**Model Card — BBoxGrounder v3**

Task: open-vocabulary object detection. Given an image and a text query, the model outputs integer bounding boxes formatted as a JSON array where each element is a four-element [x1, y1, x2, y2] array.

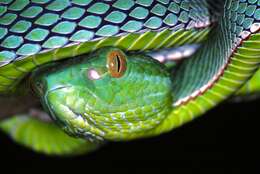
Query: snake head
[[31, 47, 173, 140]]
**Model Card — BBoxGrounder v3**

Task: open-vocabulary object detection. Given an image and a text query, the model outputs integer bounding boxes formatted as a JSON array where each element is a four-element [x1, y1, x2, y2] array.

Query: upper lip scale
[[43, 85, 71, 122]]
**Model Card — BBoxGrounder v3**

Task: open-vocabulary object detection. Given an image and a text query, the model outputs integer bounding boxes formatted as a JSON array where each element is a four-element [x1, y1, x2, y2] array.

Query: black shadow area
[[0, 99, 259, 172]]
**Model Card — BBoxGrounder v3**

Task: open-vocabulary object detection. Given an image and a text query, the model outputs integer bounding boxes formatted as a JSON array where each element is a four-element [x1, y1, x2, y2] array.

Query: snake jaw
[[44, 81, 173, 140], [43, 87, 105, 141]]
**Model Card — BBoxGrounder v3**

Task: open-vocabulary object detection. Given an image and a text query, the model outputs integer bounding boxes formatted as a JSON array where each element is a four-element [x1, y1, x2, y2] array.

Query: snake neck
[[172, 0, 260, 105]]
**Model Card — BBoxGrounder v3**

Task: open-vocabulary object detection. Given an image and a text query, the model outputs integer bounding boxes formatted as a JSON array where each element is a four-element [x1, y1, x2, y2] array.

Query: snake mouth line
[[44, 89, 105, 141], [43, 85, 71, 122], [66, 108, 105, 142]]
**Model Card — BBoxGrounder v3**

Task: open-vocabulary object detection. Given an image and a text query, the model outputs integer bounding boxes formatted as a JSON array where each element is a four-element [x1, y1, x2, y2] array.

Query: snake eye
[[107, 50, 127, 78]]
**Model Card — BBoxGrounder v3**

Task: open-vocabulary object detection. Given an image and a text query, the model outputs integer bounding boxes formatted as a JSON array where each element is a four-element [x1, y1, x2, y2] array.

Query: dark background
[[0, 99, 259, 172]]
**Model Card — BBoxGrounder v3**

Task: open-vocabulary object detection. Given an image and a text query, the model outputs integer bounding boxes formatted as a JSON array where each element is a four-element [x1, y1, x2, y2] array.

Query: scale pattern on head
[[31, 47, 173, 140]]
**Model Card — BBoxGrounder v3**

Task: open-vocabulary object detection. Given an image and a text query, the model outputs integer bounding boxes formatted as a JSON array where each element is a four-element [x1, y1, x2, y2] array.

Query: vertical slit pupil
[[116, 55, 121, 72]]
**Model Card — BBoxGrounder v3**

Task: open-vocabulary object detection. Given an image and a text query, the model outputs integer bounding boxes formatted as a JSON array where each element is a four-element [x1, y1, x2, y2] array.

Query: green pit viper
[[0, 0, 260, 156]]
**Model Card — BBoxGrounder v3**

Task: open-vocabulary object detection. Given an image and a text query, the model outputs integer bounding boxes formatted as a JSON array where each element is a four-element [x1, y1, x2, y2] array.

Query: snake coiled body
[[0, 0, 260, 155]]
